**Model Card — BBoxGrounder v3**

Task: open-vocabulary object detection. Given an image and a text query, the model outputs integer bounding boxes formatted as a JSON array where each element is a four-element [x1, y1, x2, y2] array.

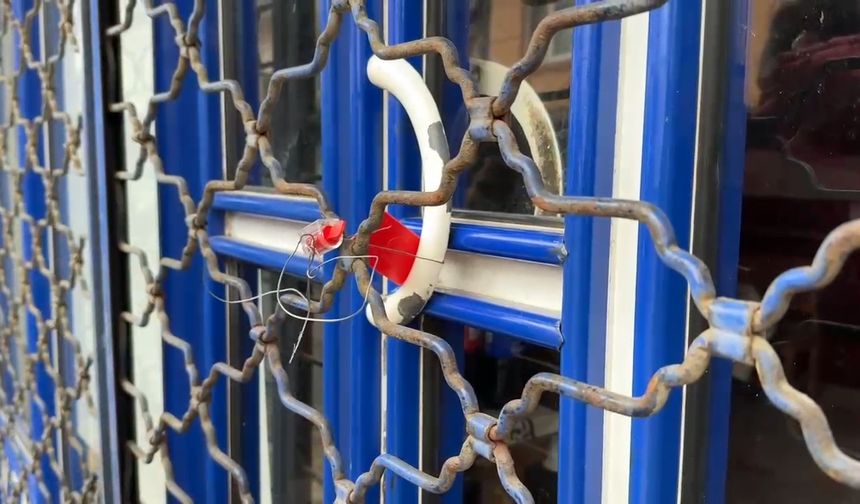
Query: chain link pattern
[[0, 0, 100, 501], [107, 0, 860, 501]]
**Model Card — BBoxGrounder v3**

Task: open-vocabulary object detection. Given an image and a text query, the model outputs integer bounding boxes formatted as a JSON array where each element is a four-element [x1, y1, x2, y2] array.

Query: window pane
[[254, 2, 324, 501], [256, 0, 321, 188], [259, 270, 324, 504], [461, 0, 571, 217], [422, 318, 559, 503], [728, 3, 860, 502]]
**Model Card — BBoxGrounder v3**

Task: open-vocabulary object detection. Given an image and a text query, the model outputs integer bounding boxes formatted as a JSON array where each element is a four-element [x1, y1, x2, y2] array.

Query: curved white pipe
[[366, 55, 451, 325]]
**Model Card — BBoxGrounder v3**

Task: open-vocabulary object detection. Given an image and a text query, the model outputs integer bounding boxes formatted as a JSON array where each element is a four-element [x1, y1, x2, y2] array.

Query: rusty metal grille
[[0, 0, 100, 501], [105, 0, 860, 502]]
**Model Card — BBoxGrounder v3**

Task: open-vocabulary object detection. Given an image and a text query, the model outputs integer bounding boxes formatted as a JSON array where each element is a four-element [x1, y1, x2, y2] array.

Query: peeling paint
[[427, 121, 450, 163], [397, 292, 427, 319]]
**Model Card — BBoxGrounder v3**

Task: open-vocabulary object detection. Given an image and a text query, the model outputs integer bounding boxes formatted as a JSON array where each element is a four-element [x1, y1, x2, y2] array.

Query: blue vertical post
[[320, 4, 346, 499], [384, 1, 422, 502], [704, 0, 749, 500], [629, 1, 702, 502], [559, 4, 620, 503], [321, 1, 383, 501], [155, 1, 227, 501]]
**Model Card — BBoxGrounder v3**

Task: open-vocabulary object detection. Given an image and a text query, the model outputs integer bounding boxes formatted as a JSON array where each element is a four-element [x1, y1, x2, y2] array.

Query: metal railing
[[1, 0, 858, 502], [0, 0, 100, 501]]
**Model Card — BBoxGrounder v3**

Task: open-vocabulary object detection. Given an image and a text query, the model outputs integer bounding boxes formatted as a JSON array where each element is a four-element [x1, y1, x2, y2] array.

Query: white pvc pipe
[[366, 55, 451, 325]]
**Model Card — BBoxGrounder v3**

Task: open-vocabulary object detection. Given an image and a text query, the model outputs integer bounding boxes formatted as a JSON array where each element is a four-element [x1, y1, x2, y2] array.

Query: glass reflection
[[728, 2, 860, 502]]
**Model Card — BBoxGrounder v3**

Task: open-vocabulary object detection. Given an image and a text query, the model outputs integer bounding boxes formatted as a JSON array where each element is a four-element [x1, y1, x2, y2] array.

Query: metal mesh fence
[[0, 0, 857, 502], [0, 0, 100, 501], [105, 0, 860, 501]]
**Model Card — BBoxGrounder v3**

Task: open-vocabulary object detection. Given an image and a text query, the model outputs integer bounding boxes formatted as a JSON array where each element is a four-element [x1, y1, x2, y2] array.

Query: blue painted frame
[[209, 194, 564, 349], [559, 2, 621, 502], [81, 0, 123, 497], [630, 2, 703, 502], [402, 218, 564, 265], [169, 1, 744, 502], [153, 2, 228, 501], [212, 1, 564, 500], [210, 192, 564, 264], [320, 1, 383, 501], [211, 1, 263, 495], [384, 2, 423, 502], [7, 0, 126, 499]]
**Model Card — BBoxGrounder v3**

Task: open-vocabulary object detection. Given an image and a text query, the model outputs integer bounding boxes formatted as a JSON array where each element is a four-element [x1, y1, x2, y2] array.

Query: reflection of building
[[745, 0, 860, 193], [464, 0, 572, 215], [471, 1, 572, 78], [470, 0, 572, 136], [746, 0, 784, 107]]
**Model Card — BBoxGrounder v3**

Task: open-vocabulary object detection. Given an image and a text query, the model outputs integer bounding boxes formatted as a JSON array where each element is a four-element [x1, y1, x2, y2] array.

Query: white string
[[212, 220, 440, 362], [210, 234, 380, 363], [208, 256, 380, 320], [275, 253, 380, 363], [208, 233, 309, 307], [275, 254, 380, 324]]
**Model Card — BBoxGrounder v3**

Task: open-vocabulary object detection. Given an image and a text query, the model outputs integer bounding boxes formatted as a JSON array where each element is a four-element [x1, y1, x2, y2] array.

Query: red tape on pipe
[[368, 212, 420, 285]]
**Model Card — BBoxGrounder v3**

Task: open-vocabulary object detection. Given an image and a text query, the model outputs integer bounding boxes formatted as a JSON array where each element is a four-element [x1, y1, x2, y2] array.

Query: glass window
[[259, 271, 324, 504], [727, 2, 860, 502], [256, 0, 321, 188], [460, 0, 571, 218], [523, 0, 575, 61], [252, 2, 324, 502], [421, 318, 559, 503]]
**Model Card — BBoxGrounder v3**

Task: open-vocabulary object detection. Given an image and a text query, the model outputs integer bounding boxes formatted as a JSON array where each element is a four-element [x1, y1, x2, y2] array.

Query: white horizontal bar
[[223, 212, 563, 317]]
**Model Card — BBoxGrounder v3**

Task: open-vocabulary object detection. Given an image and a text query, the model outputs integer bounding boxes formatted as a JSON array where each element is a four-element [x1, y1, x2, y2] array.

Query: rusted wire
[[77, 0, 860, 502]]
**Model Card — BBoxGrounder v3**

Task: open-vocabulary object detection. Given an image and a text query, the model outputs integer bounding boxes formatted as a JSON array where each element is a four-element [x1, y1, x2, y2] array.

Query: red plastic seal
[[368, 212, 420, 285], [301, 214, 419, 285], [301, 219, 346, 256]]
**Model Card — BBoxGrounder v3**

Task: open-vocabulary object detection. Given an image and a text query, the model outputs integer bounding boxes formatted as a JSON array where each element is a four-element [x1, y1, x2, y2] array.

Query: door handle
[[365, 55, 452, 325]]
